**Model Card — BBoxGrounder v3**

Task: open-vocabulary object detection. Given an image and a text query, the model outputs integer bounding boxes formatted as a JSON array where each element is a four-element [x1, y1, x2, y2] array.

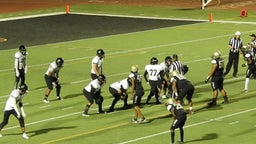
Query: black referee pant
[[224, 52, 239, 77]]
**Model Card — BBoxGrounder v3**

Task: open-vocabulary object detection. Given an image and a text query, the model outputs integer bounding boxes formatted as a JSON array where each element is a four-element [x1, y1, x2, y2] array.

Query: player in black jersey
[[129, 65, 147, 124], [242, 53, 256, 93], [205, 51, 229, 106], [166, 98, 187, 144], [169, 71, 194, 114]]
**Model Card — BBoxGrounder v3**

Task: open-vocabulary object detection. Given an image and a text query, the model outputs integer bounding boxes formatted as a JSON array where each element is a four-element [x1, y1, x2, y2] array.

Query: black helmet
[[150, 57, 158, 65], [19, 45, 26, 55], [56, 57, 64, 67], [165, 56, 172, 65], [97, 49, 105, 57], [19, 84, 28, 93], [172, 54, 178, 60], [98, 74, 106, 84]]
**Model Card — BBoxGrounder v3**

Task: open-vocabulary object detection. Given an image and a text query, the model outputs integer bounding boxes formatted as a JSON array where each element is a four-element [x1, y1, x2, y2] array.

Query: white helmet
[[212, 51, 221, 59], [131, 65, 138, 73]]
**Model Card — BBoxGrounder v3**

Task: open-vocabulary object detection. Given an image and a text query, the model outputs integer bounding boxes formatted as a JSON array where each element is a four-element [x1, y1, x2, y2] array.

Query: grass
[[0, 3, 256, 144]]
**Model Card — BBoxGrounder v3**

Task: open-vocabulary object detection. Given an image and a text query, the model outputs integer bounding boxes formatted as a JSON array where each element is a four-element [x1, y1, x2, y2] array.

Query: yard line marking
[[118, 108, 256, 144], [41, 122, 128, 144]]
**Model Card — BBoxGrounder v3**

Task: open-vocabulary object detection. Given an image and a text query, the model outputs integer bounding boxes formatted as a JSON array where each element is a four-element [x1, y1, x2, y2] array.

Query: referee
[[224, 31, 243, 77], [169, 54, 185, 75]]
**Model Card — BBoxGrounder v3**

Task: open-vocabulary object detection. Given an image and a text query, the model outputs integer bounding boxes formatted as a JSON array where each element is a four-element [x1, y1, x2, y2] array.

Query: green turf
[[1, 3, 256, 144]]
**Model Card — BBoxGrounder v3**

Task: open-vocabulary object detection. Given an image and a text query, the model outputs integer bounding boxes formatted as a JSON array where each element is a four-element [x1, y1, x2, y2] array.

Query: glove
[[242, 63, 247, 67], [205, 76, 210, 83]]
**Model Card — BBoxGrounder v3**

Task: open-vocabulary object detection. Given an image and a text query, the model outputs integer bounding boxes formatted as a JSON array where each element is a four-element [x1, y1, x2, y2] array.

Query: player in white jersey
[[91, 49, 105, 80], [82, 74, 106, 117], [108, 78, 132, 112], [43, 57, 64, 103], [144, 57, 164, 104], [14, 45, 28, 89], [0, 84, 29, 139]]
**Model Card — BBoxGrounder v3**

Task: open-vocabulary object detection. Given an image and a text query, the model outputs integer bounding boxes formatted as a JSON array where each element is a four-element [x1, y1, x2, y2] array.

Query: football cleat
[[139, 117, 147, 124], [131, 118, 138, 124], [22, 133, 29, 139], [207, 101, 216, 106], [222, 100, 229, 104], [242, 89, 248, 93], [43, 98, 50, 103], [56, 96, 63, 100], [82, 113, 90, 117], [97, 110, 106, 114]]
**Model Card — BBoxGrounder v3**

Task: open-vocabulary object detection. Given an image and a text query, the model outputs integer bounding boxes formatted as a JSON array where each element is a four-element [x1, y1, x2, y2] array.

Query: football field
[[1, 3, 256, 144]]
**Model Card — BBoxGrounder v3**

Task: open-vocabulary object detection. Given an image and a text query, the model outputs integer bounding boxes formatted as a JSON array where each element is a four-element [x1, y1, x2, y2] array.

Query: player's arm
[[170, 109, 176, 119], [92, 63, 99, 76], [143, 70, 148, 83], [205, 63, 217, 83], [19, 101, 26, 117], [14, 57, 20, 77], [130, 78, 135, 98], [10, 98, 21, 118], [172, 80, 178, 98]]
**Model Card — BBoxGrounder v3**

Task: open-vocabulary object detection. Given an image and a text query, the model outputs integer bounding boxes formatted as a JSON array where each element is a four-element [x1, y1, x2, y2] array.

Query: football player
[[82, 74, 106, 117], [108, 78, 132, 112], [144, 57, 163, 104], [129, 65, 147, 124], [169, 70, 194, 114], [242, 52, 256, 93], [14, 45, 28, 89], [43, 57, 64, 103], [248, 34, 256, 60], [0, 84, 29, 139], [205, 51, 229, 106], [159, 56, 172, 99], [165, 98, 187, 144], [91, 49, 105, 80]]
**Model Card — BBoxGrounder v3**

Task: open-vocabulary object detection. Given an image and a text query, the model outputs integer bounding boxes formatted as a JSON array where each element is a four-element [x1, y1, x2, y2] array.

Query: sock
[[171, 130, 175, 144], [245, 78, 249, 90]]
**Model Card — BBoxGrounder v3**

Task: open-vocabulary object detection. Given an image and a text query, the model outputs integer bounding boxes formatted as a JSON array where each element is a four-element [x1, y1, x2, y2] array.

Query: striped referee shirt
[[169, 60, 184, 75], [229, 37, 243, 53]]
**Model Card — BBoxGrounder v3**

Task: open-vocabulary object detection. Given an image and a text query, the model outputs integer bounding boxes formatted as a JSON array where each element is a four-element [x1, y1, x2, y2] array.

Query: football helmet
[[131, 65, 138, 73], [172, 54, 178, 61], [98, 74, 106, 84], [165, 56, 172, 66], [56, 57, 64, 67], [97, 49, 105, 58], [19, 84, 28, 94], [150, 57, 158, 65], [19, 45, 26, 55], [212, 51, 221, 59]]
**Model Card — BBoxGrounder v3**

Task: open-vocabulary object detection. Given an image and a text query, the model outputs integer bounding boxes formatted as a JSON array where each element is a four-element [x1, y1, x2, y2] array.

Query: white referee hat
[[235, 31, 241, 35]]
